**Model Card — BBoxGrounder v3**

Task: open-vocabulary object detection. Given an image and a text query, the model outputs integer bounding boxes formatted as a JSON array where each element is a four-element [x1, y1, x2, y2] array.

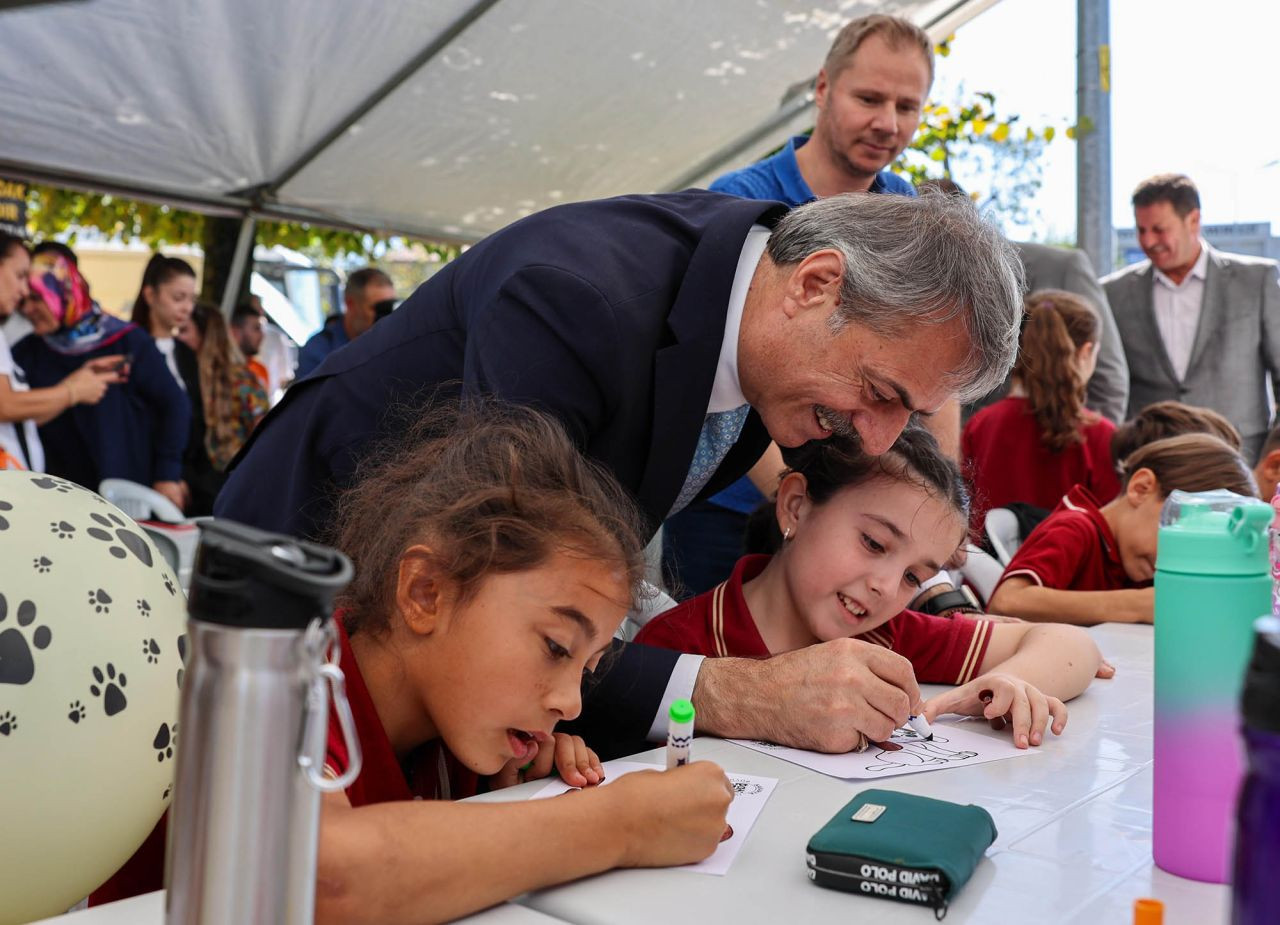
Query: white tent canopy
[[1, 0, 996, 244]]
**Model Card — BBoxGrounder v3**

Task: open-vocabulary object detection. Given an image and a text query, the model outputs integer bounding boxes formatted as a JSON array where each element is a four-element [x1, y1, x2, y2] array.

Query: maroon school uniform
[[993, 484, 1142, 596], [962, 397, 1120, 534], [636, 555, 994, 686], [325, 618, 478, 803], [91, 618, 477, 907]]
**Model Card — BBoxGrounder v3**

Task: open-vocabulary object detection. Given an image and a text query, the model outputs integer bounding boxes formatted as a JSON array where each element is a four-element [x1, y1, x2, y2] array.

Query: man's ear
[[782, 249, 844, 318], [395, 545, 451, 637], [813, 68, 831, 110], [776, 471, 811, 536], [1125, 467, 1159, 506]]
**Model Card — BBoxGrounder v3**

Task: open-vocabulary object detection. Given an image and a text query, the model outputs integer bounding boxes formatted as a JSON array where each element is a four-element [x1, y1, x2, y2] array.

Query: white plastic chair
[[958, 543, 1004, 607], [98, 478, 185, 524], [984, 507, 1023, 566]]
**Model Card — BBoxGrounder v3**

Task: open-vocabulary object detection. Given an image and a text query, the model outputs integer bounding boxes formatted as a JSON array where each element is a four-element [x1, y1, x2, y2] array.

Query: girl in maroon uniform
[[963, 289, 1121, 535], [990, 433, 1255, 625], [638, 425, 1106, 750], [97, 401, 734, 923]]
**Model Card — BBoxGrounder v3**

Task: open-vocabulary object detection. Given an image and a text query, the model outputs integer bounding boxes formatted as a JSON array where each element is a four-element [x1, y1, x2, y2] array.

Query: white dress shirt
[[643, 224, 772, 743], [1151, 242, 1209, 381]]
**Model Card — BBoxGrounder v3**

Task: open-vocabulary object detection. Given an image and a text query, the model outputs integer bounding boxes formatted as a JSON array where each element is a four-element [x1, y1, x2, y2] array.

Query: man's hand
[[152, 480, 189, 512], [692, 637, 921, 752]]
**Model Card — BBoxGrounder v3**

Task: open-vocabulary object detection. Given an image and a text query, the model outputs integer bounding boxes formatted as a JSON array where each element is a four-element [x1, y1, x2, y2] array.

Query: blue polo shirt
[[705, 134, 914, 514], [709, 135, 914, 206]]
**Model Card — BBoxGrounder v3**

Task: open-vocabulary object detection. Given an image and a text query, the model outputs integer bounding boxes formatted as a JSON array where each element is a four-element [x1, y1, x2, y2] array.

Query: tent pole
[[219, 214, 257, 318]]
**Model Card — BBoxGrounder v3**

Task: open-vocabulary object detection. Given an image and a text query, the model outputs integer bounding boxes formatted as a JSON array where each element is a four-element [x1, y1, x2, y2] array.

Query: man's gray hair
[[766, 190, 1024, 402]]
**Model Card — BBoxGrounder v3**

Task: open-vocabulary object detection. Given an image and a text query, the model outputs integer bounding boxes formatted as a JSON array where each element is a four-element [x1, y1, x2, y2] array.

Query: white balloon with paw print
[[0, 471, 186, 925]]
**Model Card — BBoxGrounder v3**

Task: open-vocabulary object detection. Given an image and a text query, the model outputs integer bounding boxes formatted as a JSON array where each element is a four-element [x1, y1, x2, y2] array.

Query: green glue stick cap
[[669, 699, 695, 724]]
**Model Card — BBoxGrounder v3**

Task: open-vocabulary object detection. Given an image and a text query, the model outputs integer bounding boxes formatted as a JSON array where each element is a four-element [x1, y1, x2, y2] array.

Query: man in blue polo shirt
[[663, 15, 935, 598]]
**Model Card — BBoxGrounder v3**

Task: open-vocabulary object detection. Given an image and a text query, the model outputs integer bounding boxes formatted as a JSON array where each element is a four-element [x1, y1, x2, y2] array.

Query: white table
[[473, 624, 1230, 924], [29, 891, 569, 924]]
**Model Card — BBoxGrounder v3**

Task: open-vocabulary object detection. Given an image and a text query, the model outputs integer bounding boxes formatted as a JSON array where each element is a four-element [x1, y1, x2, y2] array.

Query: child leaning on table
[[637, 424, 1106, 750], [988, 433, 1256, 626], [96, 400, 733, 924]]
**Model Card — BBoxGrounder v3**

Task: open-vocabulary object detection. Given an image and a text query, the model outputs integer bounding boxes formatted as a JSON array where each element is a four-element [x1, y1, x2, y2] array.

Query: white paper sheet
[[531, 760, 777, 876], [729, 720, 1036, 780]]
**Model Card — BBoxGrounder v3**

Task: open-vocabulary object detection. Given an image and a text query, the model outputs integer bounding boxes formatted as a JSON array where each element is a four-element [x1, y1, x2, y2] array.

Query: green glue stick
[[666, 698, 694, 769]]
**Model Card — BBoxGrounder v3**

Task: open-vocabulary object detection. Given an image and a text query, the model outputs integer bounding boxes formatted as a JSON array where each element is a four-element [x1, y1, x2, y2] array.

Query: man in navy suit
[[218, 188, 1023, 756]]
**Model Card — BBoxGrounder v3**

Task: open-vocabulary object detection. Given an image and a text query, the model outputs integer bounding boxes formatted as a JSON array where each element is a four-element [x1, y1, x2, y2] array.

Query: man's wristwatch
[[913, 586, 983, 617]]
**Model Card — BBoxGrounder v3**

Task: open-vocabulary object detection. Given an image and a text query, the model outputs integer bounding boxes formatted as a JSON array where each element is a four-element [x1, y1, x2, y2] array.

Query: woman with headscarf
[[13, 242, 190, 508], [0, 233, 122, 471]]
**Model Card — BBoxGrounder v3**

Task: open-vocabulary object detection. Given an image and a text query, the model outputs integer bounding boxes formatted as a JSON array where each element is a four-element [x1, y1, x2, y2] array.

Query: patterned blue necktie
[[669, 404, 751, 517]]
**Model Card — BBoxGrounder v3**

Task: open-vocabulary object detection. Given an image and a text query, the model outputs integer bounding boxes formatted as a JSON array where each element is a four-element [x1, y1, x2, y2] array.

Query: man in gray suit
[[1103, 173, 1280, 460], [1016, 241, 1129, 423]]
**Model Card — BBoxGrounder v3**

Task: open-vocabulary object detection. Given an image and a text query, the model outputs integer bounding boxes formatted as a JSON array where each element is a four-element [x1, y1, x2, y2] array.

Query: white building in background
[[1116, 221, 1280, 267]]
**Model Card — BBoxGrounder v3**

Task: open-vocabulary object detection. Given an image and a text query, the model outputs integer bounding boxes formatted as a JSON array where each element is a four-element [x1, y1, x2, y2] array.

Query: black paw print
[[0, 500, 12, 530], [0, 710, 16, 735], [32, 556, 51, 573], [137, 598, 151, 617], [89, 663, 127, 716], [162, 783, 171, 801], [86, 512, 153, 567], [31, 476, 73, 493], [0, 595, 51, 685], [49, 520, 75, 539], [68, 700, 86, 723], [87, 589, 113, 614], [176, 633, 188, 689], [142, 637, 160, 663], [153, 721, 176, 761], [163, 573, 177, 597]]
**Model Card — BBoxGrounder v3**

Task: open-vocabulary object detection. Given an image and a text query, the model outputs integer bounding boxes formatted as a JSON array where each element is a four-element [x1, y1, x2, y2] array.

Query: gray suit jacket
[[964, 242, 1130, 423], [1102, 246, 1280, 461]]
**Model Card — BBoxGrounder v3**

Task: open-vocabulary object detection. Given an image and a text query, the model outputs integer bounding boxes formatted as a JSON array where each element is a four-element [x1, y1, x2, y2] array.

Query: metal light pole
[[1077, 0, 1113, 273]]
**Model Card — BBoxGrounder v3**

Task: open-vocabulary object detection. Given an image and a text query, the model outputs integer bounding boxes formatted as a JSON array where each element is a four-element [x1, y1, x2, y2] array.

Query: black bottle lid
[[187, 519, 353, 630], [1242, 616, 1280, 735]]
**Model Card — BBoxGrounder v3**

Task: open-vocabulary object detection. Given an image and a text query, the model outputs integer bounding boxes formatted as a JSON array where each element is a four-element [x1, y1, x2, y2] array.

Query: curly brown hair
[[1014, 289, 1101, 453], [329, 398, 647, 637]]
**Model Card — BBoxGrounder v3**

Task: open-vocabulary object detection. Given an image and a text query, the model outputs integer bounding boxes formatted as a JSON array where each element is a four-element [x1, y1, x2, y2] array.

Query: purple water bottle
[[1232, 616, 1280, 925]]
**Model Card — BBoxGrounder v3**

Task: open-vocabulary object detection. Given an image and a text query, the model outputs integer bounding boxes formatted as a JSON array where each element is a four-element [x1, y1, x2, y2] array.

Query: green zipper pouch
[[805, 789, 997, 919]]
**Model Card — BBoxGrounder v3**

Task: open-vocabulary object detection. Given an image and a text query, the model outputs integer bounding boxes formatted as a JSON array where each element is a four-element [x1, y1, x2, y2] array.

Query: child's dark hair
[[1111, 400, 1242, 465], [1015, 289, 1101, 453], [1120, 433, 1256, 497], [752, 423, 969, 553], [330, 398, 648, 636], [131, 252, 196, 330]]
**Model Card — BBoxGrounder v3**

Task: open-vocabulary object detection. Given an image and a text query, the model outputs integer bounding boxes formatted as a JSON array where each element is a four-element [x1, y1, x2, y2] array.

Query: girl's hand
[[490, 733, 603, 790], [604, 762, 734, 868], [922, 672, 1067, 749]]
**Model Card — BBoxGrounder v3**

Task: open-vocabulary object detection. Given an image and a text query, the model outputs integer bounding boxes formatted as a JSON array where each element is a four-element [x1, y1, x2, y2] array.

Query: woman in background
[[177, 301, 268, 478], [14, 243, 188, 502]]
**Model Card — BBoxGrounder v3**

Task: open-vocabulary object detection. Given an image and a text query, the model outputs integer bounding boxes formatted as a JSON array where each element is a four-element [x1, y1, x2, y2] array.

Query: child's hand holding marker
[[491, 732, 604, 789], [920, 674, 1068, 749]]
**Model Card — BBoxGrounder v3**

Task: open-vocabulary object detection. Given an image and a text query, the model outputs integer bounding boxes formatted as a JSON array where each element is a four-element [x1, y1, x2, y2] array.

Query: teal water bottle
[[1154, 490, 1273, 883]]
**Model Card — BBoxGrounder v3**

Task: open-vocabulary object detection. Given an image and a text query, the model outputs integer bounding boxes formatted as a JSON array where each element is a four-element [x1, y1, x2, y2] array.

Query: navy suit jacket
[[216, 190, 786, 754]]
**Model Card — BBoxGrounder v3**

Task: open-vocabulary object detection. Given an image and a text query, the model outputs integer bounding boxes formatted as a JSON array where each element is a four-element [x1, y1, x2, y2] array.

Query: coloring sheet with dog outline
[[729, 721, 1036, 779], [531, 760, 778, 875]]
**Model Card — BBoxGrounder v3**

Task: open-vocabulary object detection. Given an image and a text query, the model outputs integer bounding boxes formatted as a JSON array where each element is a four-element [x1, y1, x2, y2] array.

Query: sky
[[934, 0, 1280, 241]]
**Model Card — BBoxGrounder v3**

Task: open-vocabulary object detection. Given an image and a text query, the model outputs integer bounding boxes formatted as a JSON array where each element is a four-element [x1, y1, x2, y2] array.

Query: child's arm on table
[[987, 576, 1154, 625], [315, 762, 733, 925], [922, 621, 1106, 748]]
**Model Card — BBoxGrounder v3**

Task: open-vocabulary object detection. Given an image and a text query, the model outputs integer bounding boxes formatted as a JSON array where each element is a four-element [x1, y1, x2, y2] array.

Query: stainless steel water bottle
[[165, 520, 360, 925]]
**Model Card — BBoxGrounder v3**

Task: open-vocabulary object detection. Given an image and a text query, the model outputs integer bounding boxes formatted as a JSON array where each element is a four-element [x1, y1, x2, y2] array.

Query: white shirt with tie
[[1151, 241, 1209, 382]]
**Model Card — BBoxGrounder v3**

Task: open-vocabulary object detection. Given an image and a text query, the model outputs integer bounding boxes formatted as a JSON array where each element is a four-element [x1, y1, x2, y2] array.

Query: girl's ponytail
[[1015, 289, 1101, 453]]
